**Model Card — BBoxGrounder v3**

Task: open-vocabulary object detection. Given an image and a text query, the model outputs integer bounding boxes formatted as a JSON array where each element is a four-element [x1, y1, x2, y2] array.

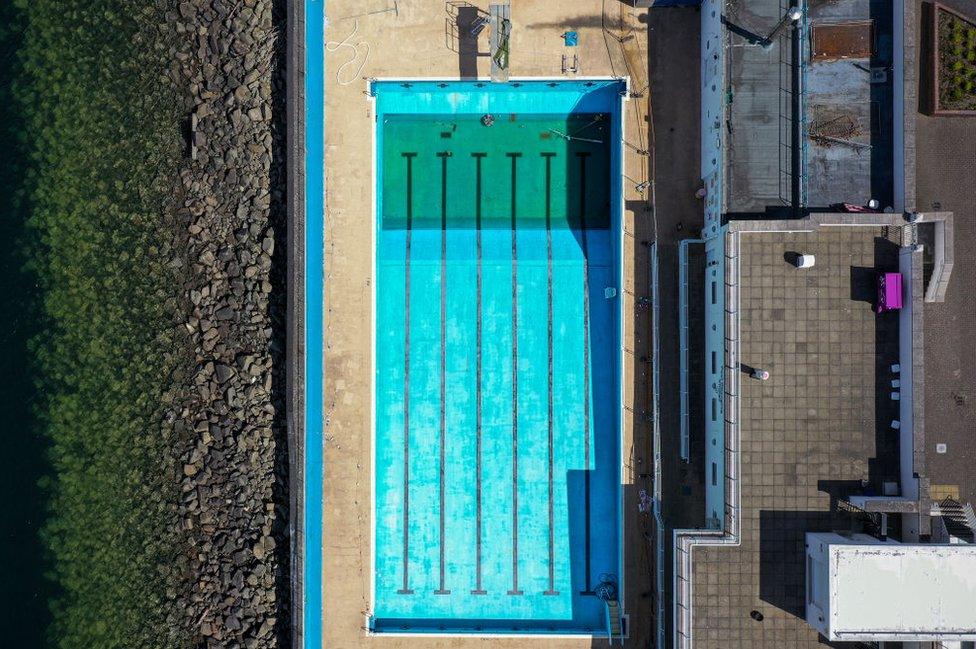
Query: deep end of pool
[[370, 79, 626, 635]]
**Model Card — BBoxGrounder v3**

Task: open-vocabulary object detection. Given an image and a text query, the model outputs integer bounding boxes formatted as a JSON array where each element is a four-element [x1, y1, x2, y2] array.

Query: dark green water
[[0, 4, 51, 645], [381, 113, 611, 230]]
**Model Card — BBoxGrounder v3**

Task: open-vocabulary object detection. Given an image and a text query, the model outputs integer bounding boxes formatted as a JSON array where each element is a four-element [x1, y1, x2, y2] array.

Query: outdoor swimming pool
[[370, 79, 625, 635]]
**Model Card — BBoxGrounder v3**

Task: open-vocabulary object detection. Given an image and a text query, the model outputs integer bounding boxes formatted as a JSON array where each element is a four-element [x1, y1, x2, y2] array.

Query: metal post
[[762, 6, 802, 49]]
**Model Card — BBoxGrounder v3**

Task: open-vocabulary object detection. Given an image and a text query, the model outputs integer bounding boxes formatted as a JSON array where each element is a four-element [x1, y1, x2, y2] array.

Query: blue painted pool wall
[[303, 0, 324, 647], [371, 79, 625, 117]]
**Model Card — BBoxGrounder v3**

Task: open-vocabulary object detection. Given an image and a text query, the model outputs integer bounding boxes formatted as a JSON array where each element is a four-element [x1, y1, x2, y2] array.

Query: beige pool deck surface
[[320, 0, 658, 646]]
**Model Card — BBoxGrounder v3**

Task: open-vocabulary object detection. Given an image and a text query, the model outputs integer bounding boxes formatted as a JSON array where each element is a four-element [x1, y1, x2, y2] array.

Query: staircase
[[837, 498, 882, 537], [940, 497, 976, 543], [605, 599, 623, 645]]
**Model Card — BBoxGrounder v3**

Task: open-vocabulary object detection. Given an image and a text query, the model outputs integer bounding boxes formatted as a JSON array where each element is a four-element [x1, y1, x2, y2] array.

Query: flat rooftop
[[725, 0, 797, 214], [915, 0, 976, 509], [817, 539, 976, 639], [691, 227, 902, 647], [804, 0, 894, 209], [724, 0, 896, 214]]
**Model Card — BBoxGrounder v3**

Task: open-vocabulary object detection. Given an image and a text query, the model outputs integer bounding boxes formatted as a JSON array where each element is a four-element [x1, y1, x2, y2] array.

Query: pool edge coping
[[365, 75, 631, 639]]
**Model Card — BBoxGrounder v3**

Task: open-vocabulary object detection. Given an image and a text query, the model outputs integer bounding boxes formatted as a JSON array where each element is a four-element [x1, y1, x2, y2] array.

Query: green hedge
[[14, 1, 188, 646]]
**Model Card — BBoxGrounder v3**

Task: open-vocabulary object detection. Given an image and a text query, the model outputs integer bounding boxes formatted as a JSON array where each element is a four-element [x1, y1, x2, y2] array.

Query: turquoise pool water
[[371, 81, 623, 634]]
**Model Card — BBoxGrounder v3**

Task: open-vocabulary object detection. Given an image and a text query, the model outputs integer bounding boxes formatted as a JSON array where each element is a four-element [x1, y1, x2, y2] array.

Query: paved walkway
[[916, 118, 976, 507], [644, 8, 705, 645], [915, 0, 976, 507]]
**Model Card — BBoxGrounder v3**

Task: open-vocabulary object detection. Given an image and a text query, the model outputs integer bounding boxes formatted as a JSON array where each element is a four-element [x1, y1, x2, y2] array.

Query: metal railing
[[723, 231, 742, 540]]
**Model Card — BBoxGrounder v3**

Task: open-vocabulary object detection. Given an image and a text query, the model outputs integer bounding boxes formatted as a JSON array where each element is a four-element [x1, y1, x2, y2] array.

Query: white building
[[806, 533, 976, 643]]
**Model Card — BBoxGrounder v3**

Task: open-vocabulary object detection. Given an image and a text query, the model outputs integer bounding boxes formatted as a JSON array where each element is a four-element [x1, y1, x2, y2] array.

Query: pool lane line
[[471, 153, 487, 596], [576, 151, 595, 596], [506, 152, 524, 596], [435, 151, 451, 595], [542, 152, 559, 597], [398, 152, 417, 595]]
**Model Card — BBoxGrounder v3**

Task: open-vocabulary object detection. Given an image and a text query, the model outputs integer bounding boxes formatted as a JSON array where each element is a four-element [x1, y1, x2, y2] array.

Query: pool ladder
[[605, 599, 623, 645]]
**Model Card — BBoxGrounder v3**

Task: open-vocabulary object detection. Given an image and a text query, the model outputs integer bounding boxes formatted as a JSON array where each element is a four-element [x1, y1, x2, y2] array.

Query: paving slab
[[690, 227, 901, 649]]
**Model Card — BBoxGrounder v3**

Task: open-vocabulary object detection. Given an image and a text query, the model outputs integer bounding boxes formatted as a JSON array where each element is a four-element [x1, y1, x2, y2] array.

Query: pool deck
[[319, 1, 654, 646]]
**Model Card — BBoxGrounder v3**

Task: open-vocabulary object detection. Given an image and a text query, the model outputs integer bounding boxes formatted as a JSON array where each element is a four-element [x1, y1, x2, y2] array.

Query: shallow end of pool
[[369, 615, 610, 636]]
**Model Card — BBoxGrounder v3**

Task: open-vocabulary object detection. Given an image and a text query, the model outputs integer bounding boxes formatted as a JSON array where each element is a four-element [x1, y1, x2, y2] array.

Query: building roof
[[826, 542, 976, 640], [689, 225, 903, 649]]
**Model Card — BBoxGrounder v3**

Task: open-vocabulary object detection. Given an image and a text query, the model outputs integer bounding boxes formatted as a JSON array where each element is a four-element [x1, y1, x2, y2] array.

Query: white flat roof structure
[[806, 533, 976, 642]]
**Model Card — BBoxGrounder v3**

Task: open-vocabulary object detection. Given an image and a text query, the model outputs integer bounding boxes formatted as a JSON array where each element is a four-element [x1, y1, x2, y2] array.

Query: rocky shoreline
[[165, 0, 290, 646]]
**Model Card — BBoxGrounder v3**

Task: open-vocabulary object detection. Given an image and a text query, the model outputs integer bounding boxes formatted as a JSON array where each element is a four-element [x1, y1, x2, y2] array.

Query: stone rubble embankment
[[165, 0, 289, 646]]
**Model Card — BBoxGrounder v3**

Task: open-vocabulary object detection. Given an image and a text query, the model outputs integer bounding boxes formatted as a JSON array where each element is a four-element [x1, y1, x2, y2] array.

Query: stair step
[[938, 498, 976, 543], [605, 599, 622, 639]]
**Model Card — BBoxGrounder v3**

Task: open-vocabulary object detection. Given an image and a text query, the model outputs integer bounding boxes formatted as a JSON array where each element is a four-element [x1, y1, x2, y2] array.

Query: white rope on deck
[[326, 19, 370, 86]]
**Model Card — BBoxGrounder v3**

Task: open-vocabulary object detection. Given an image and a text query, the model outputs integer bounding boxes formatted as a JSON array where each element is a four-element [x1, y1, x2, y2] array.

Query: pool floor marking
[[375, 115, 622, 624], [577, 151, 595, 596], [398, 152, 417, 595], [435, 151, 451, 596], [471, 152, 487, 596], [506, 151, 524, 596], [542, 152, 559, 597]]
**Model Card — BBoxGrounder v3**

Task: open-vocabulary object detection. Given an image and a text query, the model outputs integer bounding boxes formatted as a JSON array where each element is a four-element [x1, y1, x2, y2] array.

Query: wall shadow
[[269, 0, 292, 642], [0, 3, 54, 644], [849, 265, 877, 303], [642, 6, 703, 648], [758, 508, 863, 625], [920, 2, 935, 114], [445, 2, 487, 79], [567, 469, 614, 636], [870, 236, 902, 493], [869, 0, 895, 208], [565, 111, 623, 637]]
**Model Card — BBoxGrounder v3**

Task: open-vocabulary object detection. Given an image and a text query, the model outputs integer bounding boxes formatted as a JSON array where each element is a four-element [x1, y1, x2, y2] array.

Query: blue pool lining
[[367, 78, 630, 636], [370, 77, 628, 116]]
